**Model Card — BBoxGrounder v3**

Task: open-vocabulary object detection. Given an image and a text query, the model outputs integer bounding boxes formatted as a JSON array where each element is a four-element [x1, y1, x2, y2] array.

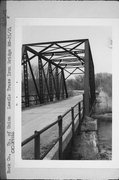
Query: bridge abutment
[[71, 116, 98, 160], [43, 116, 99, 160]]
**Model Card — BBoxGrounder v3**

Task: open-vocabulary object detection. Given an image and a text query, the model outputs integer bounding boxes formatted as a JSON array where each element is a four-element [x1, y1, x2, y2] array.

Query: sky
[[23, 26, 112, 74]]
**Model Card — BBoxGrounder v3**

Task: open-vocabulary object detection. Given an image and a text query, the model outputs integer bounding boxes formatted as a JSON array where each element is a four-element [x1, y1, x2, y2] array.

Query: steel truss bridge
[[22, 39, 95, 116]]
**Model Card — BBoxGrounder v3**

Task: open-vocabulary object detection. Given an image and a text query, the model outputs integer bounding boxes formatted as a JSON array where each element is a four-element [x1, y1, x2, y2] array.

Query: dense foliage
[[66, 73, 112, 97], [22, 65, 112, 98], [66, 75, 84, 90], [95, 73, 112, 97]]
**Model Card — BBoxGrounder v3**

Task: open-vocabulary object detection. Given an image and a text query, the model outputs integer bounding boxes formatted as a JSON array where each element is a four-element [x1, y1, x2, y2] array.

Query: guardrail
[[22, 98, 84, 160]]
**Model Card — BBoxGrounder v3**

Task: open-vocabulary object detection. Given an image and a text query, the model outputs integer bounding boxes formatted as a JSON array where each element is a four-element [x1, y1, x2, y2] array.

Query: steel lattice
[[22, 39, 95, 115]]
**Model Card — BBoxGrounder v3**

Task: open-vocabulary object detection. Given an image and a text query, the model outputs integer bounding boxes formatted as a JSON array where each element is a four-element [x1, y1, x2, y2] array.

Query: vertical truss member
[[38, 56, 44, 103], [22, 49, 29, 107]]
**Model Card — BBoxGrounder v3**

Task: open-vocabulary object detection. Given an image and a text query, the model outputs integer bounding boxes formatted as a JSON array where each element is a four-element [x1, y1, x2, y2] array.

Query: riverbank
[[93, 90, 112, 160], [97, 118, 112, 160]]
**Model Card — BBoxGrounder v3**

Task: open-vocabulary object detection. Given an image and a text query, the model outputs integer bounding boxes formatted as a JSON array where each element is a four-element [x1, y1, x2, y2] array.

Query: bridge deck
[[22, 95, 82, 141]]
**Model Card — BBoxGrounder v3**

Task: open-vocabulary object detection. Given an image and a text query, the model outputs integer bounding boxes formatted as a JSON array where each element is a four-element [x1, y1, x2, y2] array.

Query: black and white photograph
[[21, 25, 112, 161], [1, 0, 119, 179]]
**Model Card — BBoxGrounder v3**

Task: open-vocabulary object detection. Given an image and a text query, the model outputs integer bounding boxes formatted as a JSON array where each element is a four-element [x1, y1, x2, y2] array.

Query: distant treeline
[[22, 66, 112, 98], [66, 73, 112, 97], [66, 75, 84, 90], [95, 73, 112, 97]]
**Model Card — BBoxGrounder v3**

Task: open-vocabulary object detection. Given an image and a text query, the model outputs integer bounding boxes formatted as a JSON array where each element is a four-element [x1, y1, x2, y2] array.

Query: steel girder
[[22, 39, 95, 115]]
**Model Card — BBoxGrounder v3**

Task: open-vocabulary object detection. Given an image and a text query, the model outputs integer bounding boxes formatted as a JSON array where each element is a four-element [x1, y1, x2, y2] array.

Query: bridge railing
[[22, 98, 84, 160]]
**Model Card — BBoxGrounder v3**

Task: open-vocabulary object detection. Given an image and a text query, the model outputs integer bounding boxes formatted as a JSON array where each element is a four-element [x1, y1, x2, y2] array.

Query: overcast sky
[[23, 26, 112, 74]]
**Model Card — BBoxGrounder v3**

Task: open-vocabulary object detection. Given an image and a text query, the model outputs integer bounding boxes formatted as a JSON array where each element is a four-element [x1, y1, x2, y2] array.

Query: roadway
[[22, 95, 82, 141]]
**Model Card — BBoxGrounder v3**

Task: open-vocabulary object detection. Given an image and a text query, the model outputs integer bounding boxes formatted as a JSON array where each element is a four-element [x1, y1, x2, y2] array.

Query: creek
[[97, 115, 112, 160]]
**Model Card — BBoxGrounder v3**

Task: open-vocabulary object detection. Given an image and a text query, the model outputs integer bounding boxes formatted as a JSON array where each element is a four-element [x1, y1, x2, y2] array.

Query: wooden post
[[78, 102, 81, 128], [58, 116, 63, 160], [84, 40, 90, 116], [71, 107, 74, 144], [34, 131, 40, 160], [83, 93, 85, 119]]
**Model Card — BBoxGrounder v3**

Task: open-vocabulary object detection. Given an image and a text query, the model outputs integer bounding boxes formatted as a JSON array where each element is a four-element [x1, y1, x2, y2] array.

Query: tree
[[95, 73, 112, 97], [66, 75, 84, 90]]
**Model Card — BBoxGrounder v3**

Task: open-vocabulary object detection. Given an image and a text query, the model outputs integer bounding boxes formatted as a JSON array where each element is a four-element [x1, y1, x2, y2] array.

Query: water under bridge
[[21, 39, 96, 160]]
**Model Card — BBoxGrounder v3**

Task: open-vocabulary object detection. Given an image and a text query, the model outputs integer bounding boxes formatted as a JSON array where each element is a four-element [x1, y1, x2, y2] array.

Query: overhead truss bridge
[[22, 39, 95, 115]]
